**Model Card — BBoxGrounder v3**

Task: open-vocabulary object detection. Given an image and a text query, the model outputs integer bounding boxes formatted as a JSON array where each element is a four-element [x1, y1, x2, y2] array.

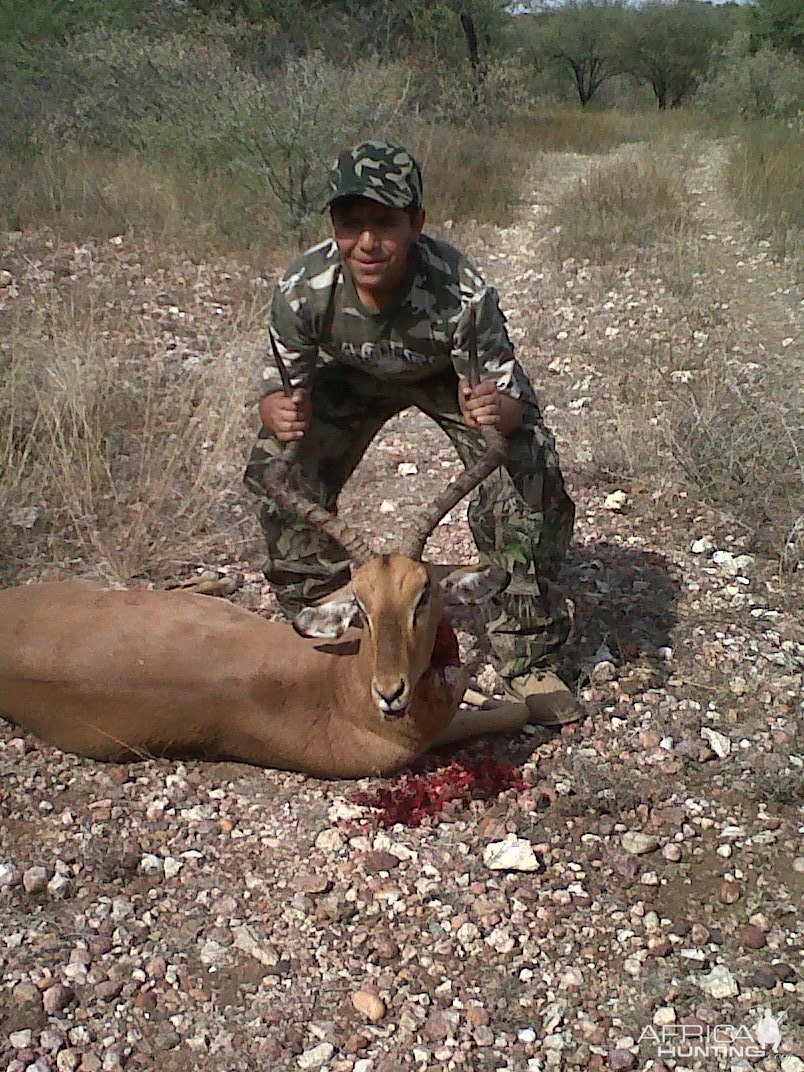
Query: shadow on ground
[[557, 540, 682, 694]]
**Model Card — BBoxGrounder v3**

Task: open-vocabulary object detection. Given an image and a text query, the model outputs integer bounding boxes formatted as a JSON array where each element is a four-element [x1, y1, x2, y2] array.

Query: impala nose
[[374, 678, 408, 716]]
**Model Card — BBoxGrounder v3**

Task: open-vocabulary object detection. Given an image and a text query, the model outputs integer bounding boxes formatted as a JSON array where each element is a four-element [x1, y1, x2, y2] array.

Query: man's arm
[[458, 378, 524, 437], [258, 278, 318, 440], [451, 284, 536, 437]]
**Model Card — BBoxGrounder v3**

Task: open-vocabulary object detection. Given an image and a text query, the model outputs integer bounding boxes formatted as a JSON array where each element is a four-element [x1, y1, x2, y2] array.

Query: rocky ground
[[1, 138, 802, 1072]]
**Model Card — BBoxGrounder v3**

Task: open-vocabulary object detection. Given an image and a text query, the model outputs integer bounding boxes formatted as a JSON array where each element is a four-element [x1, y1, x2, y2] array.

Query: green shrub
[[697, 34, 804, 120]]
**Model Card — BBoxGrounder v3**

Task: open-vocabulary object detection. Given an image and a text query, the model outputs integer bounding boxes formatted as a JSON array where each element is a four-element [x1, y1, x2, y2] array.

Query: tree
[[745, 0, 804, 58], [531, 0, 626, 107], [622, 1, 732, 109]]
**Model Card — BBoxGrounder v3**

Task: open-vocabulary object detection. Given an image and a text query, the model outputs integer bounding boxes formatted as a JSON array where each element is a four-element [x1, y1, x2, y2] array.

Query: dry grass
[[725, 121, 804, 263], [404, 122, 531, 225], [663, 358, 804, 565], [571, 317, 803, 565], [0, 288, 261, 585], [510, 107, 705, 156], [0, 150, 280, 256], [0, 125, 531, 255], [547, 149, 693, 262]]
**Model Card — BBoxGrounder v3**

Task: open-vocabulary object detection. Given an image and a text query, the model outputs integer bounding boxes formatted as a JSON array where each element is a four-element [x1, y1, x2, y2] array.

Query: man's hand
[[259, 388, 311, 442], [459, 378, 524, 437]]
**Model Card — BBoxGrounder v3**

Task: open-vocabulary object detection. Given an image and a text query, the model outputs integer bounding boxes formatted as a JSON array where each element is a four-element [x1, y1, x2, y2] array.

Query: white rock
[[163, 857, 183, 879], [559, 967, 584, 989], [314, 828, 345, 852], [691, 537, 713, 554], [297, 1042, 334, 1069], [781, 1058, 804, 1072], [541, 1001, 567, 1033], [47, 873, 71, 898], [11, 506, 42, 529], [698, 964, 739, 998], [139, 854, 162, 874], [603, 490, 628, 511], [232, 925, 278, 967], [0, 862, 19, 887], [701, 727, 731, 758], [623, 957, 642, 977], [379, 500, 395, 513], [397, 462, 418, 476], [591, 660, 616, 683], [621, 831, 659, 855], [653, 1006, 676, 1026], [711, 550, 753, 576], [483, 834, 539, 872]]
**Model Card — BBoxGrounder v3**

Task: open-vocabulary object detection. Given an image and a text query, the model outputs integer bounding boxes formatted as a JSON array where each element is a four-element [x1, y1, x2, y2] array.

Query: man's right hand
[[259, 388, 311, 442]]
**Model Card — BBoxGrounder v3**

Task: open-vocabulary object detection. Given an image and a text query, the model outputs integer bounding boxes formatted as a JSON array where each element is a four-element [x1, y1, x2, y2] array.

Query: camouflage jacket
[[259, 234, 538, 407]]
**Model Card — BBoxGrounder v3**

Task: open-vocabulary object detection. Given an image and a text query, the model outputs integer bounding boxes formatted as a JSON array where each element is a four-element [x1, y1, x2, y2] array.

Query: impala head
[[293, 554, 508, 719]]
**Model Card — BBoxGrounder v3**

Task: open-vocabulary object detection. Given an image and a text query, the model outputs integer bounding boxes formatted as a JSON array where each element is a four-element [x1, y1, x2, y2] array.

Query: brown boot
[[504, 671, 583, 727]]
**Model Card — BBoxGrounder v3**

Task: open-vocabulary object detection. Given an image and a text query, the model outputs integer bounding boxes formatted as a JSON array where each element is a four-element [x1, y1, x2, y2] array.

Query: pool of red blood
[[349, 757, 528, 828]]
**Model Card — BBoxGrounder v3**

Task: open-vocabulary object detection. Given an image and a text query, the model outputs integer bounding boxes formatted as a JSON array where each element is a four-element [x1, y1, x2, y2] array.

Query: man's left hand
[[459, 378, 524, 437]]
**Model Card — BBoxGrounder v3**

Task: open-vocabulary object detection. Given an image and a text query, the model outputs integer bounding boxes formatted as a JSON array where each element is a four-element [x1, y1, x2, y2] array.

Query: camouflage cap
[[326, 140, 423, 211]]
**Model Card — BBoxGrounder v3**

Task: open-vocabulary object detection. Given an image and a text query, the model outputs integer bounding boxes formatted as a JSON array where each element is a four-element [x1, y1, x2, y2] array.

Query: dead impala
[[0, 408, 529, 778]]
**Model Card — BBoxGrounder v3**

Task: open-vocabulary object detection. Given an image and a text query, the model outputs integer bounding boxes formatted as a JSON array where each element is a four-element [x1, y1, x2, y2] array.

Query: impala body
[[0, 558, 511, 778]]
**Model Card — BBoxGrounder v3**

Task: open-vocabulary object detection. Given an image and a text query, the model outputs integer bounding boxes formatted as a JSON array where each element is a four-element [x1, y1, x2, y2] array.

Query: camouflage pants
[[243, 366, 575, 681]]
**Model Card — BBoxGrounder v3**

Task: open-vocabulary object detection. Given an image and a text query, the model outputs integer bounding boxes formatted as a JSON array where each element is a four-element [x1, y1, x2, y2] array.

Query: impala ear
[[293, 594, 360, 639], [439, 563, 510, 607]]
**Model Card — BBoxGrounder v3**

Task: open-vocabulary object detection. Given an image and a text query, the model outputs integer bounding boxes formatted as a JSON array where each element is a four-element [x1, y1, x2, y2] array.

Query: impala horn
[[260, 330, 375, 565]]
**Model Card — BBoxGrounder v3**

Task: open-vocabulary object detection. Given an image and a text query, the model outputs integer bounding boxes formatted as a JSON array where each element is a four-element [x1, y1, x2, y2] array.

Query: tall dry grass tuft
[[547, 149, 692, 262], [663, 358, 804, 566], [725, 122, 803, 264], [0, 291, 260, 584], [405, 122, 530, 225], [0, 149, 281, 255], [569, 323, 803, 566]]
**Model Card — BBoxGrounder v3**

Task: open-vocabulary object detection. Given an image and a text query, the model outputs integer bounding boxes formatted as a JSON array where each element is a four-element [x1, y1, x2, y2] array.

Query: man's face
[[330, 196, 424, 307]]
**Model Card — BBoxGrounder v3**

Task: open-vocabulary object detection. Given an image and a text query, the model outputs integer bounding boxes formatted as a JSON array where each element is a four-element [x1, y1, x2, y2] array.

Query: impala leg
[[463, 686, 499, 709], [429, 699, 529, 748]]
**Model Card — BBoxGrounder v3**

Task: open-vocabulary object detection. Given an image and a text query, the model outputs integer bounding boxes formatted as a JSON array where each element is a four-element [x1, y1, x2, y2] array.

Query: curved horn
[[399, 306, 507, 560], [261, 334, 375, 565]]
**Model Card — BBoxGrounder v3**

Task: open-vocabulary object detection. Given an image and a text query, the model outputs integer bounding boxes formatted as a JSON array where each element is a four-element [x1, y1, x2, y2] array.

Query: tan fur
[[0, 560, 526, 778]]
